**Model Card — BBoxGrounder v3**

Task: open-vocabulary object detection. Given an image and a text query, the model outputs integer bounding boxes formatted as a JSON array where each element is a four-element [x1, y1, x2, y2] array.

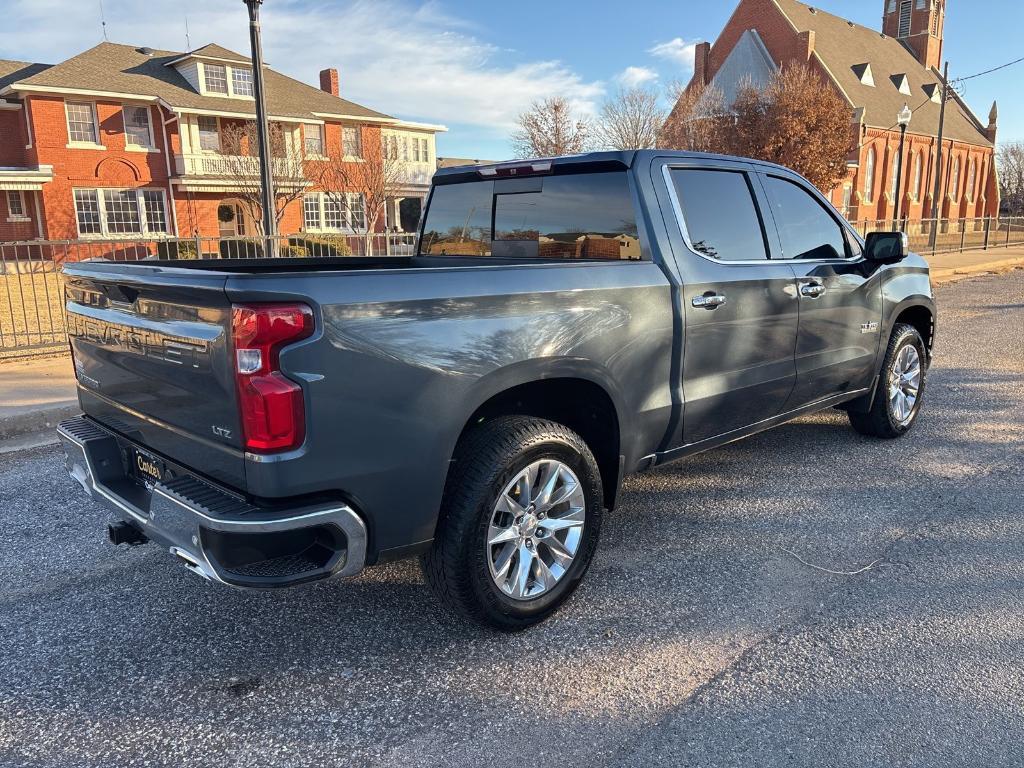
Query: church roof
[[772, 0, 992, 147]]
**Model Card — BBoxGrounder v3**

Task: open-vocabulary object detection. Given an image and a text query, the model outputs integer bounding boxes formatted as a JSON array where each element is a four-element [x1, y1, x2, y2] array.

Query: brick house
[[678, 0, 999, 223], [0, 42, 445, 244]]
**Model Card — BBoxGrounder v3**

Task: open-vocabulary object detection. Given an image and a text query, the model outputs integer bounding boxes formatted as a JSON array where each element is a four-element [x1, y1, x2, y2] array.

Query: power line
[[954, 55, 1024, 82]]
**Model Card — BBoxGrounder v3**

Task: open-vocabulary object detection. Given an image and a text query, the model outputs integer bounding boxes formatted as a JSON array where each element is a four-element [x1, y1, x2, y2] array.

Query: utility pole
[[243, 0, 277, 255], [928, 61, 949, 251]]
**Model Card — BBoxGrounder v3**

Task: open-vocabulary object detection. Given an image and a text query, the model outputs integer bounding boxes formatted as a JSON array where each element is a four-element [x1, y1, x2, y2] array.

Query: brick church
[[678, 0, 999, 223]]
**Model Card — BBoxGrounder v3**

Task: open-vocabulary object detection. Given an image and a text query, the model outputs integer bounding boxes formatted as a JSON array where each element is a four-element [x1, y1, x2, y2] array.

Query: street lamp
[[894, 103, 912, 227], [243, 0, 276, 254]]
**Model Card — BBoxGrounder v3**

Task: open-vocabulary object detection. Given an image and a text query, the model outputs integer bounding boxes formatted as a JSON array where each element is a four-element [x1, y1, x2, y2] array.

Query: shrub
[[287, 235, 353, 257], [156, 240, 199, 260]]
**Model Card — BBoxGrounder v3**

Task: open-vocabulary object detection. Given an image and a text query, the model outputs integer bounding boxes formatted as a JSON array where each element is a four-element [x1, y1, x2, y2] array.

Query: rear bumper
[[57, 416, 367, 588]]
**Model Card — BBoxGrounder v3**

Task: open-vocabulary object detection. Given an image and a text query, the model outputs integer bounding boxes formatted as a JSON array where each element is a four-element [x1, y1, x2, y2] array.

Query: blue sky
[[1, 0, 1021, 158]]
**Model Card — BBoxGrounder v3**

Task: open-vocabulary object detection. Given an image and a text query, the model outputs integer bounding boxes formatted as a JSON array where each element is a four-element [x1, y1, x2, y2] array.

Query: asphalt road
[[1, 271, 1022, 768]]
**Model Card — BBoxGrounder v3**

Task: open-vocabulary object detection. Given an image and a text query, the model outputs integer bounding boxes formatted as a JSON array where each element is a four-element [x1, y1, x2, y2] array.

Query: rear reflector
[[231, 303, 314, 453]]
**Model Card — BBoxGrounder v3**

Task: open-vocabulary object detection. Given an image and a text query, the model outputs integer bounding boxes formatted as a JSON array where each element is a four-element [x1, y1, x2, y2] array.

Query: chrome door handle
[[692, 292, 726, 309], [800, 282, 825, 298]]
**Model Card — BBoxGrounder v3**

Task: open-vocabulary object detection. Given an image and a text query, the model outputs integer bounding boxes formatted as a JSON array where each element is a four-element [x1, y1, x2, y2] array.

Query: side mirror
[[864, 231, 909, 262]]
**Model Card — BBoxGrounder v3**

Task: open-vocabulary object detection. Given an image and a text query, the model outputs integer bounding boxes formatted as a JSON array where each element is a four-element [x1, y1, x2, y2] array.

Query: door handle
[[800, 282, 825, 298], [692, 292, 726, 309]]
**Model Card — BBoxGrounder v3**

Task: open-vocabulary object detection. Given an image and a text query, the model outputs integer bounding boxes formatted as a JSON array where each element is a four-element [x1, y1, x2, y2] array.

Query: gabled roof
[[0, 59, 52, 91], [7, 41, 391, 121], [772, 0, 991, 147], [167, 43, 252, 66]]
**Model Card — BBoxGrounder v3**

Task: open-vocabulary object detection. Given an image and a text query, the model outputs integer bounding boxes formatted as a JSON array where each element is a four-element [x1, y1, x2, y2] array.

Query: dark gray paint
[[62, 150, 935, 563]]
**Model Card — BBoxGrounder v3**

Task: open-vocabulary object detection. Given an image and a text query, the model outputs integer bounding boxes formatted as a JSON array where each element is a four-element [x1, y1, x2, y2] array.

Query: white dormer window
[[124, 105, 155, 149], [204, 63, 229, 94], [852, 63, 874, 87], [891, 73, 912, 95], [232, 68, 254, 97]]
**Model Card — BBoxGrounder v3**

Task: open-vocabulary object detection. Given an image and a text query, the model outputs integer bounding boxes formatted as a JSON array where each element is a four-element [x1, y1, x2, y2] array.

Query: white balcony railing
[[174, 153, 304, 179]]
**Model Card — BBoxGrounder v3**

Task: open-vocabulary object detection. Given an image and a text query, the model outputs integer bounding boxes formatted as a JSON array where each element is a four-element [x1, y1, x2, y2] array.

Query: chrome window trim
[[661, 162, 867, 268]]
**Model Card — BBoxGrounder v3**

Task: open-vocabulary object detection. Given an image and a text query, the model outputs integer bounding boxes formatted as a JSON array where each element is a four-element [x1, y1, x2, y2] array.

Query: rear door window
[[763, 175, 849, 260], [669, 168, 768, 261], [419, 172, 641, 260]]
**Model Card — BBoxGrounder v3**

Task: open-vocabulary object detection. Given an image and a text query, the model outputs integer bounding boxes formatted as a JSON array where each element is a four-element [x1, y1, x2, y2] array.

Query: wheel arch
[[448, 364, 627, 512]]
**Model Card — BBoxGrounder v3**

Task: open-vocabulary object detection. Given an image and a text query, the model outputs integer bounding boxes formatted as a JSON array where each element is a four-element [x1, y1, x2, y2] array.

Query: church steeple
[[882, 0, 946, 71]]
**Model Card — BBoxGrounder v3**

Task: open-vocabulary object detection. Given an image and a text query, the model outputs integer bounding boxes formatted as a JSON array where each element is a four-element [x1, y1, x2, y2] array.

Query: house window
[[304, 123, 324, 155], [198, 115, 220, 152], [302, 192, 367, 231], [912, 152, 923, 201], [966, 159, 976, 202], [232, 67, 254, 97], [400, 136, 409, 161], [73, 188, 169, 237], [123, 106, 154, 149], [412, 138, 420, 162], [420, 138, 429, 164], [204, 63, 229, 94], [898, 0, 912, 37], [864, 147, 876, 203], [66, 101, 99, 144], [6, 191, 29, 221], [950, 157, 961, 201], [342, 126, 362, 158]]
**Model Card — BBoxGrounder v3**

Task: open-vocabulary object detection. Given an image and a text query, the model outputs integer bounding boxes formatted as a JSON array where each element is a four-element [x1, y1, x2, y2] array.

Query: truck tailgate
[[62, 262, 245, 489]]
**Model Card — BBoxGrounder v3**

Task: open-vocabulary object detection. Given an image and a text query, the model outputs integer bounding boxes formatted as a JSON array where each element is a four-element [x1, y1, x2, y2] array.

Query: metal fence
[[852, 216, 1024, 256], [0, 233, 416, 359]]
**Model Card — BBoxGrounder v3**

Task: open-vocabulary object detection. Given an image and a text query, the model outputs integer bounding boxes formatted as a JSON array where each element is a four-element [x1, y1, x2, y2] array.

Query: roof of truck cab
[[432, 149, 801, 181]]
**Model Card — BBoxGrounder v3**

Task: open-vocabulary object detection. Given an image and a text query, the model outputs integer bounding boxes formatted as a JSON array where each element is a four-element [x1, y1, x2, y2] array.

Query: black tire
[[849, 323, 928, 438], [422, 416, 603, 631]]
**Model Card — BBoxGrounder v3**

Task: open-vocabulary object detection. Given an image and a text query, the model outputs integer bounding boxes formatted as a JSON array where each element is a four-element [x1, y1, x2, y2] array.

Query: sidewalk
[[0, 355, 78, 452], [926, 244, 1024, 283]]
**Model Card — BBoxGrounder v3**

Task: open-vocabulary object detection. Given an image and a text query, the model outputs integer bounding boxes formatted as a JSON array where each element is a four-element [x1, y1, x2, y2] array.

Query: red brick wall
[[28, 95, 173, 239], [0, 108, 30, 165]]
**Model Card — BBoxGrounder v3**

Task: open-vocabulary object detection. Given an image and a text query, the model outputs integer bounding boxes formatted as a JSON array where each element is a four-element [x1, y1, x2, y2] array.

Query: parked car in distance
[[59, 151, 935, 629]]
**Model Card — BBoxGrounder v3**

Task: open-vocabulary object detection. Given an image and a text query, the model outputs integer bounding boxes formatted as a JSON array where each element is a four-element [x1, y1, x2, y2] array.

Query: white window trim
[[65, 100, 105, 150], [72, 187, 171, 239], [303, 123, 326, 158], [198, 61, 256, 100], [302, 191, 368, 234], [123, 104, 158, 152], [6, 190, 30, 223]]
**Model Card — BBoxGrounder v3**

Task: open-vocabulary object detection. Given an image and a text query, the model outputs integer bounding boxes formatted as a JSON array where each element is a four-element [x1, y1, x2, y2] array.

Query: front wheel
[[849, 323, 928, 438], [422, 416, 603, 630]]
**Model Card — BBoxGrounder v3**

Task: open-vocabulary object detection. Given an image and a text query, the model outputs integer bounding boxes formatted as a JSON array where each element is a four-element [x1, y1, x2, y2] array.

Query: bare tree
[[310, 134, 405, 255], [595, 87, 666, 150], [658, 82, 731, 153], [219, 121, 308, 236], [511, 97, 590, 158], [729, 63, 854, 192], [997, 141, 1024, 215]]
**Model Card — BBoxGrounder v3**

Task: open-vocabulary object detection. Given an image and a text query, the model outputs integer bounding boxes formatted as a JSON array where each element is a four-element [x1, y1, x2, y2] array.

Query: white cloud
[[0, 0, 604, 136], [616, 66, 658, 88], [648, 37, 702, 71]]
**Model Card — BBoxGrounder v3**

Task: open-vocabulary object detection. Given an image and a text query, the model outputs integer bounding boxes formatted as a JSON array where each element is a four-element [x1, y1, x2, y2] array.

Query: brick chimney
[[319, 68, 339, 97], [693, 41, 712, 86]]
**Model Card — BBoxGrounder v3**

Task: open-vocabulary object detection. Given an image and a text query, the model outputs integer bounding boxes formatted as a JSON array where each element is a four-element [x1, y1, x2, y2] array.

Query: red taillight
[[231, 303, 314, 453]]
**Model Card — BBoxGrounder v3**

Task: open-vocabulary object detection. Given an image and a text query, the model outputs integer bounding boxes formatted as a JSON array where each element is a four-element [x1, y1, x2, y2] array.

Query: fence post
[[194, 234, 202, 259], [959, 220, 966, 254], [983, 217, 991, 250], [1009, 218, 1014, 248]]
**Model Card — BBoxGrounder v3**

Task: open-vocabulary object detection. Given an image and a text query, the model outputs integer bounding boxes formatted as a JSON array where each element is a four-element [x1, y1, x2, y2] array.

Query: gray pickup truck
[[59, 150, 934, 629]]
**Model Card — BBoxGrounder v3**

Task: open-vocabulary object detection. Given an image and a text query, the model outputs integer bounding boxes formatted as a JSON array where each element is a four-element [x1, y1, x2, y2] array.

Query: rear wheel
[[422, 416, 603, 630], [849, 323, 927, 438]]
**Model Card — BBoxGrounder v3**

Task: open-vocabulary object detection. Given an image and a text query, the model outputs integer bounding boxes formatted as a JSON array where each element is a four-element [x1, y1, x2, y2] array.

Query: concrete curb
[[930, 256, 1024, 283], [0, 403, 80, 441]]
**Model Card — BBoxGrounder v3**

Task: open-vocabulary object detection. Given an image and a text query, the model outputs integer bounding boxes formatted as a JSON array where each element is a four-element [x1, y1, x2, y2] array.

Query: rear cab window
[[419, 171, 642, 260]]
